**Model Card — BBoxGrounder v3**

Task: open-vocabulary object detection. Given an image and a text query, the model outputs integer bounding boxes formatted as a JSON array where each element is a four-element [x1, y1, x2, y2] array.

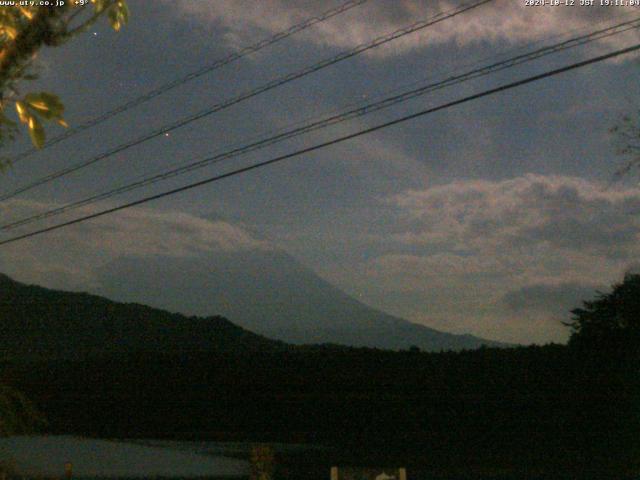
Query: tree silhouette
[[566, 273, 640, 351]]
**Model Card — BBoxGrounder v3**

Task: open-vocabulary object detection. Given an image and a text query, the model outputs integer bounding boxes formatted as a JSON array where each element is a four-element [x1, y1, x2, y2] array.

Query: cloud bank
[[351, 174, 640, 342], [1, 173, 637, 344], [0, 201, 270, 291], [169, 0, 640, 58]]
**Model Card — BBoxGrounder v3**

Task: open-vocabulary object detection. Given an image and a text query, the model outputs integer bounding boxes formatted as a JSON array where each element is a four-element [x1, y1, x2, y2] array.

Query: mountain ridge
[[94, 250, 507, 350], [0, 273, 284, 360]]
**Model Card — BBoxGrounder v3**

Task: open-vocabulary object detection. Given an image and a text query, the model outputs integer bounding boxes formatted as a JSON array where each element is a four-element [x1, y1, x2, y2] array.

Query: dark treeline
[[1, 343, 637, 477], [1, 273, 639, 477]]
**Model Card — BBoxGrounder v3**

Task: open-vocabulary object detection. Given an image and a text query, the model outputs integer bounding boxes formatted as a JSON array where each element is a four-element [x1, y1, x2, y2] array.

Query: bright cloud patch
[[169, 0, 640, 58], [0, 201, 270, 291], [386, 174, 640, 276], [359, 174, 640, 343]]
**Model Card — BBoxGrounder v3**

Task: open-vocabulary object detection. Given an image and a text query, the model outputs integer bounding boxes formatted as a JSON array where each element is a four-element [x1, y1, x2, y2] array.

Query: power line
[[9, 0, 370, 165], [0, 0, 493, 202], [3, 17, 638, 232], [1, 42, 637, 247]]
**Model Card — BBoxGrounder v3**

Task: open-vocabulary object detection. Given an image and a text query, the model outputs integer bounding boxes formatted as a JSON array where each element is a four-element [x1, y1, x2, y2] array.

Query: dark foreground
[[2, 343, 638, 479]]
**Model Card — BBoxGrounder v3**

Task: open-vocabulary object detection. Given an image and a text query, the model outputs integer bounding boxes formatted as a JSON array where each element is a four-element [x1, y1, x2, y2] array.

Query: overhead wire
[[8, 0, 371, 165], [1, 41, 638, 247], [0, 0, 494, 202], [2, 17, 638, 231]]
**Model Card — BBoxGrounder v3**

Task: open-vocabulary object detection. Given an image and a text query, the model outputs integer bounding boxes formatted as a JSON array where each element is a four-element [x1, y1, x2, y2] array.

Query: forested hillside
[[1, 274, 638, 477], [0, 273, 284, 359]]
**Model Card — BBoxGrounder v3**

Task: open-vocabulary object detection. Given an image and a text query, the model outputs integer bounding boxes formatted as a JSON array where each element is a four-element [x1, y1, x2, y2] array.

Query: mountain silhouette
[[0, 273, 283, 360], [94, 251, 505, 351]]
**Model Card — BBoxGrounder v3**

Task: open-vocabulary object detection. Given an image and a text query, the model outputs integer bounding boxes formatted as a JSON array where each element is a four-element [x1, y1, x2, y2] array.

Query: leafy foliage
[[0, 0, 128, 156], [0, 273, 285, 357], [0, 385, 46, 436], [566, 273, 640, 351], [0, 274, 637, 474], [15, 92, 67, 148]]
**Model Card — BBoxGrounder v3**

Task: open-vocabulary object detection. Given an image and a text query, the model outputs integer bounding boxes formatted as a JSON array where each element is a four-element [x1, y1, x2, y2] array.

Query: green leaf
[[25, 92, 65, 119], [14, 101, 29, 123], [28, 116, 45, 149], [92, 0, 109, 14], [107, 8, 119, 30], [17, 6, 35, 20], [108, 1, 129, 31], [117, 1, 129, 23]]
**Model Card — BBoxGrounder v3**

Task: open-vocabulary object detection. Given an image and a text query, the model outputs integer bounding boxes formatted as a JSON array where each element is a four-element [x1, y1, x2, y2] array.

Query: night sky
[[1, 0, 639, 344]]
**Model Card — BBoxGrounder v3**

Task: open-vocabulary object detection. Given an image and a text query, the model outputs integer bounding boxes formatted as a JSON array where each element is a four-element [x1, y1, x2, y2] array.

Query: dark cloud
[[502, 282, 601, 316]]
